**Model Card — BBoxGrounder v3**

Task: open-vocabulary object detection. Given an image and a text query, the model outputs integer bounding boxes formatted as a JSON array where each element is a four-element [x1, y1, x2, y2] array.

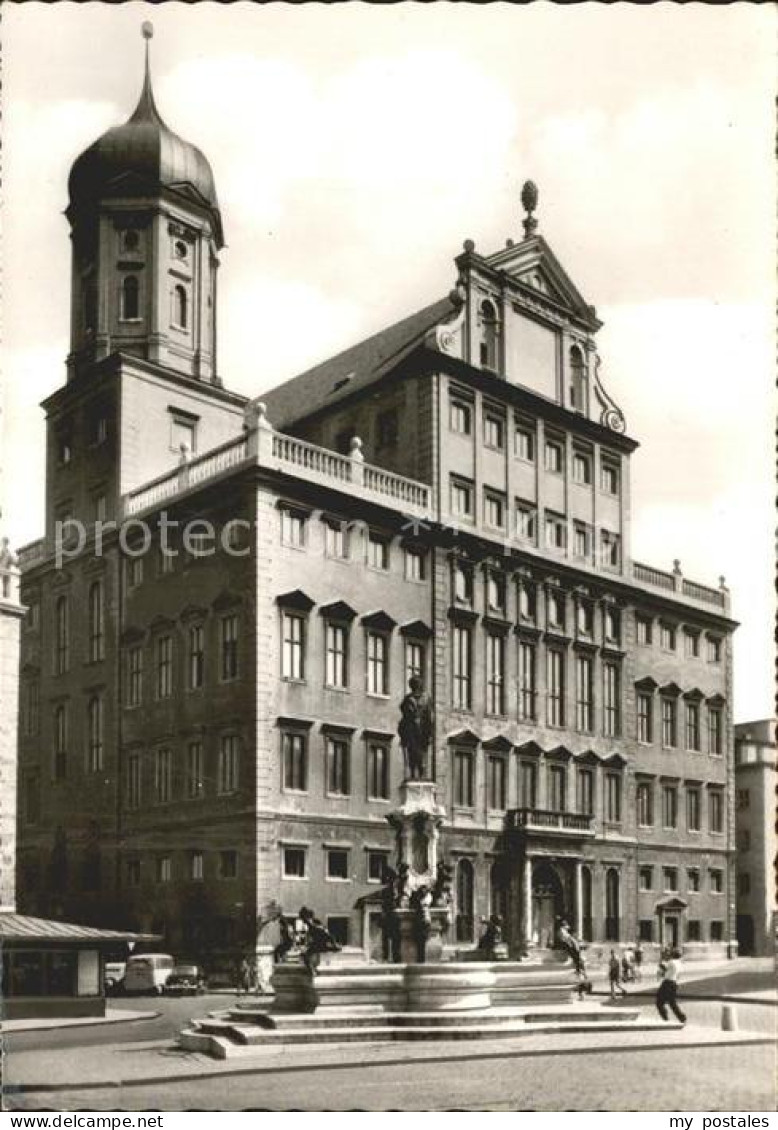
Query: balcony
[[506, 807, 595, 837], [632, 559, 729, 613]]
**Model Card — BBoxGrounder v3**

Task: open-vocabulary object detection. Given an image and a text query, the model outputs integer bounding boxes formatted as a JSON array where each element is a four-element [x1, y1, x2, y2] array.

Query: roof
[[262, 295, 456, 430], [0, 913, 157, 945]]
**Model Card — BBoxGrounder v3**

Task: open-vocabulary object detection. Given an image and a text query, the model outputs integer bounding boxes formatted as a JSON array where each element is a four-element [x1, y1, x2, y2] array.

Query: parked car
[[122, 953, 175, 995], [164, 963, 206, 996], [104, 961, 127, 995]]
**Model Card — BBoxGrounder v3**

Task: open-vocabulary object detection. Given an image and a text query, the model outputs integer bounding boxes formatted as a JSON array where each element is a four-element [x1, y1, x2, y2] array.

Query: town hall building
[[16, 31, 738, 969]]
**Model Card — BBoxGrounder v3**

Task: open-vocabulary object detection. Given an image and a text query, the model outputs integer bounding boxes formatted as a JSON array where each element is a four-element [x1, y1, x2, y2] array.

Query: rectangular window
[[220, 615, 239, 681], [127, 859, 141, 887], [575, 654, 594, 733], [126, 754, 141, 810], [577, 768, 594, 816], [326, 849, 350, 881], [684, 630, 700, 658], [125, 556, 143, 590], [367, 533, 390, 571], [325, 521, 350, 560], [604, 607, 620, 644], [519, 761, 537, 808], [366, 632, 389, 696], [663, 867, 678, 892], [687, 868, 701, 892], [405, 639, 425, 685], [281, 508, 306, 548], [54, 704, 68, 781], [376, 408, 399, 448], [154, 747, 172, 804], [605, 773, 622, 823], [548, 764, 566, 811], [515, 423, 535, 462], [186, 741, 204, 799], [283, 847, 307, 880], [707, 636, 722, 664], [600, 529, 621, 569], [576, 601, 594, 637], [282, 732, 307, 792], [188, 624, 204, 690], [710, 869, 723, 894], [367, 743, 389, 801], [483, 411, 505, 450], [55, 597, 70, 675], [404, 547, 426, 582], [171, 412, 197, 454], [453, 749, 474, 807], [603, 662, 621, 737], [518, 580, 536, 622], [367, 850, 390, 883], [325, 622, 349, 689], [219, 850, 238, 880], [636, 615, 653, 645], [545, 440, 564, 473], [326, 736, 350, 796], [487, 756, 507, 811], [573, 523, 590, 560], [660, 623, 676, 651], [662, 784, 678, 829], [159, 543, 175, 574], [687, 920, 701, 942], [484, 490, 506, 530], [450, 399, 472, 435], [23, 680, 40, 736], [709, 790, 724, 833], [710, 921, 724, 943], [686, 786, 701, 832], [452, 625, 472, 710], [545, 512, 567, 551], [327, 917, 351, 946], [685, 702, 701, 751], [638, 919, 653, 943], [156, 635, 173, 698], [88, 581, 104, 662], [547, 648, 565, 726], [218, 735, 239, 794], [282, 613, 305, 680], [486, 632, 505, 715], [156, 857, 172, 884], [189, 852, 204, 881], [636, 781, 653, 827], [638, 866, 653, 891], [547, 591, 565, 630], [572, 451, 592, 485], [518, 640, 536, 721], [637, 693, 653, 743], [515, 501, 537, 542], [87, 695, 104, 773], [451, 477, 474, 519], [708, 707, 722, 755], [600, 461, 619, 495], [661, 698, 677, 748]]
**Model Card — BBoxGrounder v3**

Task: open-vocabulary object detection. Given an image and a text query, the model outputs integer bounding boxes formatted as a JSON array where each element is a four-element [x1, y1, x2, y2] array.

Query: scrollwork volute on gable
[[433, 279, 467, 356], [591, 354, 627, 434]]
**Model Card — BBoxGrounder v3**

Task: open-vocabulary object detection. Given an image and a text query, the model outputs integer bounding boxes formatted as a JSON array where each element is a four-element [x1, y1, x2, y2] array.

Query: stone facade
[[734, 720, 776, 956], [0, 540, 24, 910]]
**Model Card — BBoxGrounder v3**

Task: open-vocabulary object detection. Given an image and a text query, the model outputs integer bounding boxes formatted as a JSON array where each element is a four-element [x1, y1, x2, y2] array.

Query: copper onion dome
[[67, 24, 223, 246]]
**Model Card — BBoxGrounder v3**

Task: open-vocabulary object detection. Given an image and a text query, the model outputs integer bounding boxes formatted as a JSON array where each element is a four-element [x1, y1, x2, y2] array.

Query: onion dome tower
[[65, 23, 223, 384]]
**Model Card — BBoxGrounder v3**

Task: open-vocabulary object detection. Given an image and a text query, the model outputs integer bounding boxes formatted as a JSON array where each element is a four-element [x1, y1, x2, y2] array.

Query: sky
[[1, 2, 774, 720]]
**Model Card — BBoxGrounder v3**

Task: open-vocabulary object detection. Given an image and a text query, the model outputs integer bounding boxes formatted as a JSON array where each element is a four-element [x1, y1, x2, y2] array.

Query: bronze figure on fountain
[[398, 675, 434, 780]]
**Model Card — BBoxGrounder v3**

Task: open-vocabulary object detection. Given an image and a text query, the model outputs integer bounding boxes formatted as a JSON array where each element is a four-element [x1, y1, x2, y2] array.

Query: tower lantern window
[[121, 275, 140, 321], [173, 285, 188, 329]]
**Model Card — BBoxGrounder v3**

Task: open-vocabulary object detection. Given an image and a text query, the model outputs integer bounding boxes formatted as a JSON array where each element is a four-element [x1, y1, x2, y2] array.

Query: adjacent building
[[1, 536, 24, 911], [734, 720, 776, 956], [16, 36, 739, 969]]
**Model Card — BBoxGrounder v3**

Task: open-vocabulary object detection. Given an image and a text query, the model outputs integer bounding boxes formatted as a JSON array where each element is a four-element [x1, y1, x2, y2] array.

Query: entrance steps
[[180, 1004, 651, 1060]]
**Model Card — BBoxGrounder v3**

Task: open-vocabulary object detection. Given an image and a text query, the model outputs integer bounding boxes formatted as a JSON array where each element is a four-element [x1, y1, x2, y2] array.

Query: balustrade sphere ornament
[[521, 180, 539, 215]]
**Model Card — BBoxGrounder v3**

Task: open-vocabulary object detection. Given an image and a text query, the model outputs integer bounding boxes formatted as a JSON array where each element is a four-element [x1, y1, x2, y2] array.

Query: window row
[[638, 918, 727, 945], [123, 615, 240, 705], [279, 508, 427, 580], [281, 844, 393, 884], [52, 584, 105, 675], [125, 848, 237, 887], [119, 274, 189, 330], [635, 781, 725, 833], [35, 695, 106, 784], [281, 730, 394, 801], [638, 864, 725, 895], [124, 735, 241, 808], [636, 691, 724, 754], [635, 614, 723, 663]]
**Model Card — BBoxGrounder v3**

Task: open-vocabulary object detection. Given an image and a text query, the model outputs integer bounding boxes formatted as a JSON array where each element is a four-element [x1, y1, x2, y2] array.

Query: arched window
[[87, 695, 103, 774], [581, 865, 593, 942], [173, 285, 188, 329], [569, 346, 588, 413], [605, 867, 620, 942], [88, 581, 104, 663], [489, 861, 508, 922], [455, 858, 475, 942], [479, 299, 499, 370], [121, 275, 140, 320], [55, 596, 69, 674]]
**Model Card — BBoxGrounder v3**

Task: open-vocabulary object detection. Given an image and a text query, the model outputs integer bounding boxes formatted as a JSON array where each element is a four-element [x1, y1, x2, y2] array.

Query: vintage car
[[164, 963, 206, 995]]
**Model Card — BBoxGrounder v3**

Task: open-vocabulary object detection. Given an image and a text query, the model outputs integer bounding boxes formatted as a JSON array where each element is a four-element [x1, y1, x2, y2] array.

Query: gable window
[[479, 299, 499, 369], [545, 439, 564, 474], [515, 422, 535, 462], [366, 631, 389, 696], [188, 624, 205, 690], [575, 654, 594, 733], [569, 346, 588, 413], [483, 411, 505, 450], [452, 749, 474, 808], [485, 632, 505, 715], [220, 614, 239, 682], [87, 695, 103, 773], [121, 274, 140, 320], [451, 476, 474, 520], [636, 781, 653, 826], [280, 508, 306, 548], [156, 635, 173, 698], [487, 756, 507, 811], [325, 622, 349, 689], [326, 736, 351, 796], [154, 747, 172, 804], [450, 398, 472, 435], [367, 742, 389, 801], [186, 741, 204, 799], [367, 533, 390, 570], [218, 734, 239, 794], [282, 731, 307, 792], [452, 625, 472, 710], [637, 692, 653, 743], [282, 612, 306, 681], [547, 648, 565, 726], [518, 640, 536, 721]]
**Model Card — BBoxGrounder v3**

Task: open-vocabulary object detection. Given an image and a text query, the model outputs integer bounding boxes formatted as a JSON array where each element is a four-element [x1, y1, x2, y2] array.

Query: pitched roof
[[262, 295, 455, 430], [0, 912, 157, 944]]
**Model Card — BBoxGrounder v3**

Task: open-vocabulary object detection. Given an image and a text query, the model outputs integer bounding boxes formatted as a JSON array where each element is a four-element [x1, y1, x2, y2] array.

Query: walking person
[[633, 941, 644, 982], [608, 948, 627, 998], [655, 947, 687, 1024]]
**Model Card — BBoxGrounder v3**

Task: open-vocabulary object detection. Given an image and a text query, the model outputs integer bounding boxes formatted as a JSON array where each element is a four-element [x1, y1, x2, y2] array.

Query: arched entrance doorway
[[532, 860, 565, 948]]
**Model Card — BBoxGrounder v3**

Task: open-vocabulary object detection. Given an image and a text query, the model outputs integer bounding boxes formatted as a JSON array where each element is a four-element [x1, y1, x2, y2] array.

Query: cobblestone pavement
[[6, 1042, 775, 1111]]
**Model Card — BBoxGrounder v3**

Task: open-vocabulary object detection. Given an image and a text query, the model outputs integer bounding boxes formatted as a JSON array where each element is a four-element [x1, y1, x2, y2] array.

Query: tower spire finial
[[521, 180, 539, 238], [131, 21, 160, 123]]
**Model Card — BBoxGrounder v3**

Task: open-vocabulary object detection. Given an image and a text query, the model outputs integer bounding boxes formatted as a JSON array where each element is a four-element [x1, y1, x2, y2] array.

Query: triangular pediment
[[484, 236, 600, 329], [447, 728, 480, 746], [482, 734, 513, 753]]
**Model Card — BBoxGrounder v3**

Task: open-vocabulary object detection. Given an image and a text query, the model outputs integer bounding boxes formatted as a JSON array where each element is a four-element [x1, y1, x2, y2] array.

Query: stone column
[[521, 854, 533, 951], [574, 860, 583, 938]]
